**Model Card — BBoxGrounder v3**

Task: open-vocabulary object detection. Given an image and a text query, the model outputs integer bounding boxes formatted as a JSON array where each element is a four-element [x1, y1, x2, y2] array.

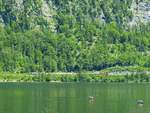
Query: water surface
[[0, 83, 149, 113]]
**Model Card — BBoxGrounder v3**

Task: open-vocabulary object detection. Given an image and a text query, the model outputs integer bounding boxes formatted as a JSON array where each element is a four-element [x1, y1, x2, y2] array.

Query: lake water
[[0, 83, 149, 113]]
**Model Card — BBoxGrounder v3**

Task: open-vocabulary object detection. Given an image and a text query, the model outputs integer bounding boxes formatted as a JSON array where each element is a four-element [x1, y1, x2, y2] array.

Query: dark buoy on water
[[137, 100, 144, 106]]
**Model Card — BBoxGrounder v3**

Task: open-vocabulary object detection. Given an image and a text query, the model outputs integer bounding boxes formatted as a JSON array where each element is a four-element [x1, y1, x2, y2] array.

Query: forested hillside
[[0, 0, 150, 72]]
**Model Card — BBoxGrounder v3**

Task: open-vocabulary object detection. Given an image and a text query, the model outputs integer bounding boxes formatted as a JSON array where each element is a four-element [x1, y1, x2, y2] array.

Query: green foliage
[[0, 72, 150, 83], [0, 0, 149, 73], [101, 66, 150, 73]]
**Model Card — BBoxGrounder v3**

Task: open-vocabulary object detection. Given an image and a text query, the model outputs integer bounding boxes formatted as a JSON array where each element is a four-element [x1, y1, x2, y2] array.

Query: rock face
[[129, 0, 150, 26], [0, 0, 149, 29], [0, 0, 56, 30]]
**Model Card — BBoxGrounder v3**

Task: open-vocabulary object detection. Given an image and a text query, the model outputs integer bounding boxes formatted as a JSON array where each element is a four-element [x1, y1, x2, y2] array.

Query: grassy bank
[[0, 72, 150, 83], [100, 66, 150, 73]]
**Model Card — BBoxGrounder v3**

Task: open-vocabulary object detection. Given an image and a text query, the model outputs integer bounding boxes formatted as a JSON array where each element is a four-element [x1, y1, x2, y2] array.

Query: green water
[[0, 83, 149, 113]]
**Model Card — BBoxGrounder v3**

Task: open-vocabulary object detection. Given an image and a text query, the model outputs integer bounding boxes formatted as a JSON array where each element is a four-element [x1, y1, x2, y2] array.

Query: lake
[[0, 83, 149, 113]]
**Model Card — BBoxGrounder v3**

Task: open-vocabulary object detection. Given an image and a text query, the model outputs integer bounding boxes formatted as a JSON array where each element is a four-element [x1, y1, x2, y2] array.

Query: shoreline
[[0, 72, 150, 83]]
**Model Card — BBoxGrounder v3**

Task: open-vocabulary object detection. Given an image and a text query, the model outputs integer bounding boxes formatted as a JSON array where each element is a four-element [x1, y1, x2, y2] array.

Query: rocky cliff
[[0, 0, 149, 30], [0, 0, 56, 30], [129, 0, 150, 26]]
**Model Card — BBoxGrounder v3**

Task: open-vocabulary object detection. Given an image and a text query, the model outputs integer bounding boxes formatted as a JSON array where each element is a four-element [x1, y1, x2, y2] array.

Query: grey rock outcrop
[[129, 0, 150, 26], [0, 0, 56, 30]]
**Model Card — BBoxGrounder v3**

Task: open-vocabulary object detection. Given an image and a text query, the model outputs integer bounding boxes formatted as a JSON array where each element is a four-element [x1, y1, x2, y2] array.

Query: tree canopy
[[0, 0, 149, 72]]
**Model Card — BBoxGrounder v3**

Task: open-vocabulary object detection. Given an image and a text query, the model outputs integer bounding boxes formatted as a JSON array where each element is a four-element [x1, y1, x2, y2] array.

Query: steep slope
[[0, 0, 149, 29], [129, 0, 150, 26], [0, 0, 149, 72], [0, 0, 56, 31]]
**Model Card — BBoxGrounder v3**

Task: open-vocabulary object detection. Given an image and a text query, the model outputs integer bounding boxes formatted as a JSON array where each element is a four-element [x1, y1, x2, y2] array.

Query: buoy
[[88, 96, 95, 101], [88, 96, 94, 99], [137, 100, 144, 105], [88, 96, 95, 103]]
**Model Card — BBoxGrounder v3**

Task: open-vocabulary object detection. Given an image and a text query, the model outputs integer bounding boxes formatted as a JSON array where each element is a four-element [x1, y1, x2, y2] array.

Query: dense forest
[[0, 0, 150, 72]]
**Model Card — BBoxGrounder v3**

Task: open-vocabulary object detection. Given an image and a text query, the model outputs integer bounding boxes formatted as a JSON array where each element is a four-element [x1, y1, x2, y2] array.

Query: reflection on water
[[0, 83, 149, 113]]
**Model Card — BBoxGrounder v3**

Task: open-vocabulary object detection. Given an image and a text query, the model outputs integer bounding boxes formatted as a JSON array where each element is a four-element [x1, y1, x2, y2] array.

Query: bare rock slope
[[130, 0, 150, 26]]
